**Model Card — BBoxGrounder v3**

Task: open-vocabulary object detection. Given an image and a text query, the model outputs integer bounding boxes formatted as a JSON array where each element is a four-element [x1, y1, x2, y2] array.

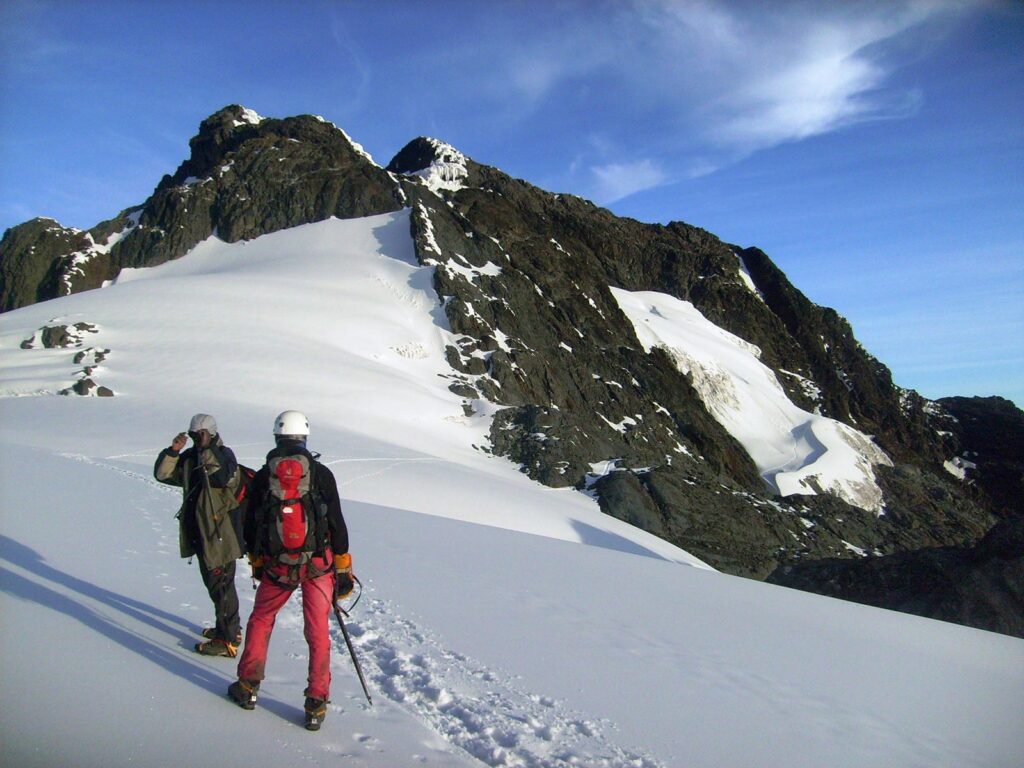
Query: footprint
[[346, 596, 666, 768]]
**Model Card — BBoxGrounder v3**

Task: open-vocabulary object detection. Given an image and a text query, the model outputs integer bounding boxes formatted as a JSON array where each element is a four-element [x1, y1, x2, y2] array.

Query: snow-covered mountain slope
[[1, 212, 1022, 767], [0, 211, 703, 564], [611, 288, 892, 512]]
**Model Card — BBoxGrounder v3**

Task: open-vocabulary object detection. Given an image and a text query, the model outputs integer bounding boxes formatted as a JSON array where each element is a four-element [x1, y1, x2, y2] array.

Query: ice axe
[[332, 578, 373, 706]]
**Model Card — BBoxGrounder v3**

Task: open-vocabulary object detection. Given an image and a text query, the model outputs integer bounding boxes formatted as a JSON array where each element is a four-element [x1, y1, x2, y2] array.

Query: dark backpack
[[233, 464, 257, 508], [225, 464, 256, 552], [256, 452, 329, 568]]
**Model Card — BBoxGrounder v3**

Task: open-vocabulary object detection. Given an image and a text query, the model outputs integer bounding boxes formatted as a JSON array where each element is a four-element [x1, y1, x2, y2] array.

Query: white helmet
[[273, 410, 309, 437], [189, 413, 218, 436]]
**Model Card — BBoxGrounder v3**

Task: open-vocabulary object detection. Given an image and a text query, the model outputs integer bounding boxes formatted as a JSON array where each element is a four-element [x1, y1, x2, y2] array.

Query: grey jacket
[[154, 437, 243, 569]]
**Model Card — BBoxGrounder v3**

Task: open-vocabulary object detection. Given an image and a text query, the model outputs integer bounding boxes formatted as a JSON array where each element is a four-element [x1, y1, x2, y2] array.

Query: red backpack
[[259, 453, 328, 567]]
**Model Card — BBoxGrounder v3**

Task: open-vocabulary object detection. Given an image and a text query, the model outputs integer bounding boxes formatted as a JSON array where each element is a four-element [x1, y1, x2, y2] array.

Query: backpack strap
[[305, 455, 330, 559], [252, 491, 272, 560]]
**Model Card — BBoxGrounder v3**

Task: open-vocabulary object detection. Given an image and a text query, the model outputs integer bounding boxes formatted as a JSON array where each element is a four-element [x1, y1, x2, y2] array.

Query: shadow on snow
[[0, 534, 307, 725]]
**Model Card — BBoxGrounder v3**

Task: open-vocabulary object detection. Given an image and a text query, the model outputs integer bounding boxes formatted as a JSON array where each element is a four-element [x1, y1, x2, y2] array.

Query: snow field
[[3, 444, 1021, 767]]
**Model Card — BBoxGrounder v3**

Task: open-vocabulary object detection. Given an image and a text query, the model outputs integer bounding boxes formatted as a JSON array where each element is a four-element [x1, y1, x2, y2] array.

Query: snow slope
[[1, 211, 1022, 767]]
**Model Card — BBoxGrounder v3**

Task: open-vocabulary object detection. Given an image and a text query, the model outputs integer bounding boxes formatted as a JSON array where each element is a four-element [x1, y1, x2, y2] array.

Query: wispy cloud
[[644, 1, 950, 153], [591, 159, 668, 203], [327, 8, 373, 112]]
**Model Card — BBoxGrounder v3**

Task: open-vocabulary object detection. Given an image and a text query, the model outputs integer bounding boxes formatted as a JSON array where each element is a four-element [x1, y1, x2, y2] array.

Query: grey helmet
[[189, 413, 218, 436]]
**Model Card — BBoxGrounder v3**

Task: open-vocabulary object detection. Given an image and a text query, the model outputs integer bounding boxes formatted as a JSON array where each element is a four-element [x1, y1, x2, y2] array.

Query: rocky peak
[[1, 106, 404, 309], [162, 104, 264, 188], [194, 104, 263, 153], [388, 137, 477, 194], [0, 218, 92, 311], [388, 136, 466, 173], [160, 105, 375, 190]]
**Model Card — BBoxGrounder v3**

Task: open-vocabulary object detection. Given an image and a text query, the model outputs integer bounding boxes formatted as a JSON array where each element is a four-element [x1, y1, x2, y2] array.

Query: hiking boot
[[228, 679, 259, 710], [202, 626, 243, 645], [304, 696, 327, 731], [195, 637, 238, 657]]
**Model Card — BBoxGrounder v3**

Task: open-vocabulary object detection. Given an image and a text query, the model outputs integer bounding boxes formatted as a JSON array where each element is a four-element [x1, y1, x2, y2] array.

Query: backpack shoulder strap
[[251, 465, 277, 558], [304, 453, 331, 556], [307, 453, 319, 494]]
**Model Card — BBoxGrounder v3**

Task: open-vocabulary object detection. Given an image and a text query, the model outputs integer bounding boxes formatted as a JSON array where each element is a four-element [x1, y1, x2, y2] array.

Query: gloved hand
[[334, 553, 354, 600], [249, 554, 264, 582]]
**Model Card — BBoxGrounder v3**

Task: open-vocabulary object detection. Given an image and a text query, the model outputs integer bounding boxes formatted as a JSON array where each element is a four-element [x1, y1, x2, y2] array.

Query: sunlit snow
[[409, 138, 470, 194], [233, 106, 264, 127], [735, 251, 765, 301]]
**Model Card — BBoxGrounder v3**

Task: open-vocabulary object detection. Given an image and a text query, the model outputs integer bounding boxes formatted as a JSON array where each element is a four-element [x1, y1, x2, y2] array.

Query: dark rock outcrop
[[935, 396, 1024, 518], [18, 323, 115, 397], [21, 322, 100, 349], [62, 377, 114, 397], [769, 514, 1024, 638], [0, 219, 90, 311]]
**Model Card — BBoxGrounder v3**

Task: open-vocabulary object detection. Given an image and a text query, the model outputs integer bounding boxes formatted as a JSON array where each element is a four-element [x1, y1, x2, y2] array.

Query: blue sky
[[2, 0, 1021, 406]]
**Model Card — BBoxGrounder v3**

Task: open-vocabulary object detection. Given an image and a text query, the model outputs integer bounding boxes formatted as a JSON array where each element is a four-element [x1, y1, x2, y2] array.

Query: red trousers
[[237, 557, 335, 700]]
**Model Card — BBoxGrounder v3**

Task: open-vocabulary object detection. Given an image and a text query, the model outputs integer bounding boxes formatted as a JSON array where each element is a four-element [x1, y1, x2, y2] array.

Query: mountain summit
[[0, 105, 402, 311], [1, 106, 1020, 632]]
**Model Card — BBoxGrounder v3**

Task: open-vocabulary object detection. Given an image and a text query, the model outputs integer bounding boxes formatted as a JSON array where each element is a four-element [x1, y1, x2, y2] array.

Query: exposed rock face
[[934, 396, 1024, 518], [0, 108, 1009, 610], [769, 514, 1024, 638], [0, 219, 91, 311]]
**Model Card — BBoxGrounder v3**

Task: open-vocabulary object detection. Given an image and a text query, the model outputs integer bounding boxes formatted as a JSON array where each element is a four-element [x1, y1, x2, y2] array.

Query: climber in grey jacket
[[154, 413, 243, 656]]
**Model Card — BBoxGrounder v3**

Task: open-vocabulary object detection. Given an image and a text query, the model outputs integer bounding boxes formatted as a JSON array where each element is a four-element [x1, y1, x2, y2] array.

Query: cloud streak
[[457, 1, 972, 197], [591, 159, 668, 203], [647, 1, 950, 153]]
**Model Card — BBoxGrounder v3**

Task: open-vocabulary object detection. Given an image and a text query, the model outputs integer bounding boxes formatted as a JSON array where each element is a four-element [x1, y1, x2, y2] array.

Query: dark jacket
[[243, 442, 349, 558], [154, 436, 243, 569]]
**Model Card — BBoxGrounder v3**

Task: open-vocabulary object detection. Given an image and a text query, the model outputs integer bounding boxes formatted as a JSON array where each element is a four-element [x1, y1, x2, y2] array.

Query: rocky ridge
[[1, 108, 1014, 617]]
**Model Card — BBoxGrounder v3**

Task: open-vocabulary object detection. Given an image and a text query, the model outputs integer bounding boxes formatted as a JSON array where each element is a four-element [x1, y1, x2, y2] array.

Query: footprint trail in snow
[[340, 594, 664, 768]]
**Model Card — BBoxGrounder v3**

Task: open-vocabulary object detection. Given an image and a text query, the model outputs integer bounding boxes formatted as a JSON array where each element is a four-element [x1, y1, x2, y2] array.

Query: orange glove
[[334, 553, 354, 600], [249, 554, 265, 582]]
